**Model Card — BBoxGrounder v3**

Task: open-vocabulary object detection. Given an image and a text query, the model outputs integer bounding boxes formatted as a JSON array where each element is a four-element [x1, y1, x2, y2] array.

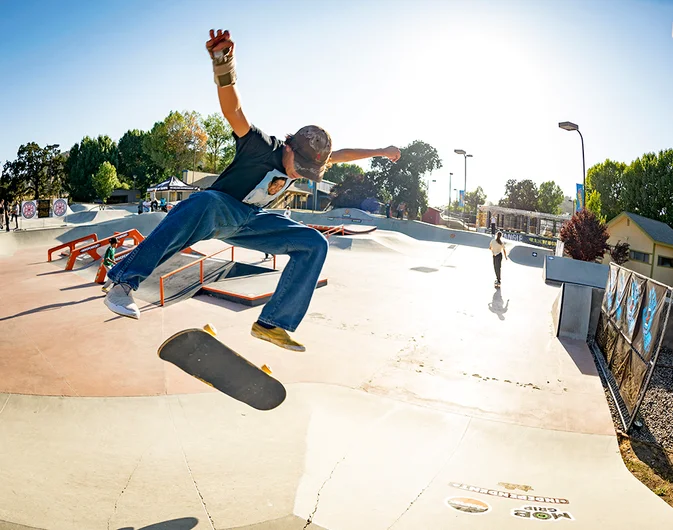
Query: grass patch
[[617, 431, 673, 506]]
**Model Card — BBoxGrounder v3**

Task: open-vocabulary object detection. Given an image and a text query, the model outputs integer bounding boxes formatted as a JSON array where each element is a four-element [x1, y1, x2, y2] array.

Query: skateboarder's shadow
[[488, 289, 509, 321], [118, 517, 198, 530]]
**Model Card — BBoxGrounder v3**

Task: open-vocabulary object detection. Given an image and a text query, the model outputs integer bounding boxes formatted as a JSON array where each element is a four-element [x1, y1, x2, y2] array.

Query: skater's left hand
[[383, 146, 401, 162]]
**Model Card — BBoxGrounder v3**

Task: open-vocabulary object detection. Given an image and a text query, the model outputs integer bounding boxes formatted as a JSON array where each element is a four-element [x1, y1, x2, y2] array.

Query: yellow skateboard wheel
[[261, 364, 272, 375], [203, 323, 217, 336]]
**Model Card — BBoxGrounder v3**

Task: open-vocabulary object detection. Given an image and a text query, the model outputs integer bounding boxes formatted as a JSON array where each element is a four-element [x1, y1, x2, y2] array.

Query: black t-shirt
[[208, 125, 294, 208]]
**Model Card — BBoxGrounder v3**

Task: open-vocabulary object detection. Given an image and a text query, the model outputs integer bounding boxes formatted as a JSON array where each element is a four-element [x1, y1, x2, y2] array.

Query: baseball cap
[[287, 125, 332, 181]]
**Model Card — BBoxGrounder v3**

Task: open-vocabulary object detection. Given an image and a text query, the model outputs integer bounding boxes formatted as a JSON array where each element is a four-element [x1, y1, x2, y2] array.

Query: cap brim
[[294, 152, 326, 180]]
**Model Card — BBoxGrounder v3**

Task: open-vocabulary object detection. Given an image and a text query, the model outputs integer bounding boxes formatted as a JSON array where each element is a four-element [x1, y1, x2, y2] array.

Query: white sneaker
[[104, 283, 140, 319]]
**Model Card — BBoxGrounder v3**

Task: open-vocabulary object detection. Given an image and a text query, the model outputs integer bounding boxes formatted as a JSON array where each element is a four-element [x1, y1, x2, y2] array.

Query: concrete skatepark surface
[[0, 209, 671, 529]]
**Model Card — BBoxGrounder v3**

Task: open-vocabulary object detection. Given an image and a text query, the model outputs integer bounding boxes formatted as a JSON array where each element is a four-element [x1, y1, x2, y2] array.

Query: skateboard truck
[[203, 323, 272, 374]]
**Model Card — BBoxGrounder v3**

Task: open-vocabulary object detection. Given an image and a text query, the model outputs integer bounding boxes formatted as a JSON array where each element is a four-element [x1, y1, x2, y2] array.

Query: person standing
[[283, 206, 291, 218], [489, 231, 507, 287], [12, 203, 19, 230], [490, 214, 497, 235], [0, 201, 4, 230]]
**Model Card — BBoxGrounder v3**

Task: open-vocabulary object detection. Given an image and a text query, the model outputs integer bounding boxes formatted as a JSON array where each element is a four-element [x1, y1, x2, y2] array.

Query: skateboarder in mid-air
[[104, 28, 401, 352]]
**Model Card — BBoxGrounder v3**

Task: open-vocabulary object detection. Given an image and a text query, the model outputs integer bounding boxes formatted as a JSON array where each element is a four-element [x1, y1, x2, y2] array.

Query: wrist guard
[[212, 48, 237, 87]]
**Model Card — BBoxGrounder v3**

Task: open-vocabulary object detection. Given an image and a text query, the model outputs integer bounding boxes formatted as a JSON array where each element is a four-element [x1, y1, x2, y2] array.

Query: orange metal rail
[[65, 229, 144, 270], [47, 233, 97, 262], [95, 247, 205, 284], [159, 245, 234, 306]]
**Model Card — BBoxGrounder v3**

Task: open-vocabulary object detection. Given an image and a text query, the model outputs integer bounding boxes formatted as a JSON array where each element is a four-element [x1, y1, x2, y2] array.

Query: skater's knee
[[306, 230, 329, 259]]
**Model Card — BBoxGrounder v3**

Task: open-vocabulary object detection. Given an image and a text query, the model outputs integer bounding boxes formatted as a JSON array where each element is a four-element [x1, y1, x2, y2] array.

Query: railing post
[[231, 246, 235, 261], [200, 260, 204, 284], [160, 277, 165, 306], [273, 255, 276, 270]]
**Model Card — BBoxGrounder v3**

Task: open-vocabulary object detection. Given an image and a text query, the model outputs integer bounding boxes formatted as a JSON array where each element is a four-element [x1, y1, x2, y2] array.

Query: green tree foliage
[[621, 150, 673, 225], [585, 159, 626, 222], [370, 140, 442, 219], [92, 161, 120, 202], [0, 162, 23, 205], [1, 143, 66, 200], [559, 209, 609, 262], [144, 111, 207, 177], [537, 181, 564, 214], [324, 163, 364, 185], [329, 172, 379, 209], [586, 189, 606, 223], [66, 135, 118, 201], [464, 186, 487, 214], [201, 113, 235, 173], [117, 130, 162, 191], [499, 179, 538, 211]]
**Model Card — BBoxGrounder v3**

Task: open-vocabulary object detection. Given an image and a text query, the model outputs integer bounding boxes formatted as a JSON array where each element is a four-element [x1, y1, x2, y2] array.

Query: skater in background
[[489, 231, 507, 287], [490, 214, 497, 235], [101, 237, 121, 293]]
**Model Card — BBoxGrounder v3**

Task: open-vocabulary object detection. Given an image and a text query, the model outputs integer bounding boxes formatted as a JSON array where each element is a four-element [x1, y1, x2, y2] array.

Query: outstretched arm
[[206, 29, 250, 138], [329, 146, 401, 164]]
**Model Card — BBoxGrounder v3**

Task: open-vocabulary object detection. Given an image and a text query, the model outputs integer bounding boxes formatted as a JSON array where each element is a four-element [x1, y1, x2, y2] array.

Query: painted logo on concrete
[[445, 497, 491, 515]]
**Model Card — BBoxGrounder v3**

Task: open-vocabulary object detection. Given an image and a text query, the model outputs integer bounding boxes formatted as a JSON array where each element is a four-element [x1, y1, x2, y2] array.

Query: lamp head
[[559, 121, 579, 131], [454, 149, 466, 155]]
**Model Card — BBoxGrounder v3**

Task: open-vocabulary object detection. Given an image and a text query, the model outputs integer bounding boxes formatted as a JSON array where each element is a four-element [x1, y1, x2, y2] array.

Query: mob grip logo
[[512, 505, 574, 521]]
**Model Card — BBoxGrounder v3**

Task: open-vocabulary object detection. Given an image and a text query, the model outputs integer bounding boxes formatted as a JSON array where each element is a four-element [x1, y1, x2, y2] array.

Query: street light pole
[[448, 172, 453, 219], [558, 121, 586, 208], [454, 149, 473, 223]]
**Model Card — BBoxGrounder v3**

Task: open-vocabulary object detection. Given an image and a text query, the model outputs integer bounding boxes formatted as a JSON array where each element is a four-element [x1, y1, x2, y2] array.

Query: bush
[[610, 241, 630, 265], [559, 209, 609, 262]]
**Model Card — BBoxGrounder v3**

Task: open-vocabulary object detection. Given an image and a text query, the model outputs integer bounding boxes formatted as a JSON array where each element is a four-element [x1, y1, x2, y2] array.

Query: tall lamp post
[[558, 121, 586, 208], [448, 172, 453, 219], [454, 149, 473, 221]]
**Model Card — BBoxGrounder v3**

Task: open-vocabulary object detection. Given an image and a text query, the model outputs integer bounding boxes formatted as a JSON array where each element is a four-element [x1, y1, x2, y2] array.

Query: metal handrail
[[159, 245, 234, 306]]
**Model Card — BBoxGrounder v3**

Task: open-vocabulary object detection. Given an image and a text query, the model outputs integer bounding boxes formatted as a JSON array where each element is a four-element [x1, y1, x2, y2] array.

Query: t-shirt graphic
[[242, 170, 294, 207]]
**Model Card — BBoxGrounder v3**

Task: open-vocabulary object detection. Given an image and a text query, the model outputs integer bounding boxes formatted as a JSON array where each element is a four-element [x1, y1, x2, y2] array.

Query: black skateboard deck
[[158, 326, 286, 410]]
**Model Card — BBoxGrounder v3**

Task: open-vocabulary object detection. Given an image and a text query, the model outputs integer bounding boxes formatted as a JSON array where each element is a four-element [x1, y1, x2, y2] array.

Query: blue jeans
[[108, 190, 328, 331]]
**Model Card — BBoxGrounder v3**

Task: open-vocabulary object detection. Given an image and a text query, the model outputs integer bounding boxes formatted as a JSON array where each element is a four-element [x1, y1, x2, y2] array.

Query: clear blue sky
[[1, 0, 672, 205]]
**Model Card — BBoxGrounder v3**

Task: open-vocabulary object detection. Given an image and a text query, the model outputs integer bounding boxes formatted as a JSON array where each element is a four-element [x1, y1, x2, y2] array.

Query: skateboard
[[158, 324, 286, 410]]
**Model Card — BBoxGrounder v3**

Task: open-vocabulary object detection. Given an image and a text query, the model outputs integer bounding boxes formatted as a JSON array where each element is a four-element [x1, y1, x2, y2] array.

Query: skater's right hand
[[206, 29, 234, 59]]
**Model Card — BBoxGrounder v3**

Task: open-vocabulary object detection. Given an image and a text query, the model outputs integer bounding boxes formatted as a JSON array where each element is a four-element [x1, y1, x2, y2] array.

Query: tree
[[370, 140, 442, 218], [329, 172, 379, 209], [610, 241, 630, 265], [65, 135, 118, 201], [0, 161, 23, 205], [324, 163, 364, 185], [464, 186, 486, 214], [117, 129, 162, 191], [559, 209, 609, 262], [537, 181, 564, 214], [499, 179, 538, 211], [143, 111, 207, 178], [586, 159, 626, 222], [2, 143, 66, 200], [92, 162, 120, 203], [586, 189, 606, 223], [201, 113, 235, 173], [621, 149, 673, 226]]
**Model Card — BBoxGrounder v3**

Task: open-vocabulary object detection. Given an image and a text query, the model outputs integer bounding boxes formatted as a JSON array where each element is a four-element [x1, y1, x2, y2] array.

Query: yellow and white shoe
[[251, 322, 305, 352]]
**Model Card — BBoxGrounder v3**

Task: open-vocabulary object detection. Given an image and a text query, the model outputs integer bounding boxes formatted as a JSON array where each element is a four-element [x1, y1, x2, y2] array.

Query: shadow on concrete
[[488, 289, 509, 320], [118, 517, 199, 530], [0, 296, 102, 322], [410, 266, 439, 273], [559, 337, 600, 376]]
